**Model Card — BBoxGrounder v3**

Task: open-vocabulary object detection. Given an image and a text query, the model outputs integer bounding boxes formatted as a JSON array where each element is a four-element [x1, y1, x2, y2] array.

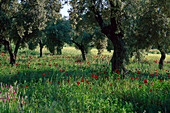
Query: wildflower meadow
[[0, 47, 169, 113]]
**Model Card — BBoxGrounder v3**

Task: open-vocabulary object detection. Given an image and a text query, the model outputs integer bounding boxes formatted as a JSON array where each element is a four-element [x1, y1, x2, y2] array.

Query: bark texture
[[57, 46, 62, 55], [0, 39, 16, 65], [72, 40, 87, 61], [90, 2, 127, 77], [39, 40, 43, 57], [80, 47, 86, 61], [110, 37, 127, 77], [158, 45, 166, 69]]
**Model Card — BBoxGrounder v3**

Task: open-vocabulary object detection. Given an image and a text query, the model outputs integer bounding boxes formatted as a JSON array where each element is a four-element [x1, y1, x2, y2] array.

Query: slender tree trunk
[[14, 38, 22, 59], [71, 40, 86, 61], [80, 47, 86, 61], [39, 40, 43, 57], [0, 39, 16, 65], [158, 45, 166, 69]]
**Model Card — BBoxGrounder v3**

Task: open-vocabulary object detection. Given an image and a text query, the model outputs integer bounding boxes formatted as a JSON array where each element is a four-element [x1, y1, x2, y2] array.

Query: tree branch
[[89, 0, 104, 28], [109, 0, 117, 31]]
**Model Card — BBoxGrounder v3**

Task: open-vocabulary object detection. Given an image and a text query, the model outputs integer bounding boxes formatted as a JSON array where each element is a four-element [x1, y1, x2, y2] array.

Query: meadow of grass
[[0, 47, 170, 113]]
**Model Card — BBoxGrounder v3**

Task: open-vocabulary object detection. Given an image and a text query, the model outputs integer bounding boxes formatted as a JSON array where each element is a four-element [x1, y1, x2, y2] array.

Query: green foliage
[[122, 0, 169, 57], [28, 39, 39, 50], [45, 16, 71, 55]]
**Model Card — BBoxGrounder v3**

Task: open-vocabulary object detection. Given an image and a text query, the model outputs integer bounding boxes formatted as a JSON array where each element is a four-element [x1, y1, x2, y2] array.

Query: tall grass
[[0, 47, 169, 113]]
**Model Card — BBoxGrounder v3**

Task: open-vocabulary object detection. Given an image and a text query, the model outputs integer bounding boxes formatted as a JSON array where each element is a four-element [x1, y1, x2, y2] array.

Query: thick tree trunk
[[14, 38, 22, 59], [39, 40, 43, 57], [57, 46, 62, 55], [110, 38, 127, 77], [0, 39, 16, 65], [158, 45, 166, 69]]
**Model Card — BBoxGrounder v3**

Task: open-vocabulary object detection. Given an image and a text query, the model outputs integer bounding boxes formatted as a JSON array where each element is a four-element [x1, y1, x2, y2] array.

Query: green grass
[[0, 47, 170, 113]]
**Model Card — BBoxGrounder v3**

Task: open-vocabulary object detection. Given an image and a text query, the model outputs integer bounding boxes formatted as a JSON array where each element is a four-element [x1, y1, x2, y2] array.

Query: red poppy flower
[[92, 83, 95, 86], [67, 80, 69, 83], [77, 82, 80, 85], [150, 74, 154, 77], [70, 75, 72, 77], [117, 72, 120, 74], [160, 80, 162, 82], [106, 75, 109, 77], [66, 74, 68, 76], [81, 80, 84, 82], [155, 74, 158, 77], [144, 80, 148, 83], [137, 72, 140, 74], [135, 77, 138, 79], [86, 80, 89, 84], [138, 75, 141, 77], [117, 77, 120, 79], [150, 82, 153, 85], [50, 81, 52, 85], [139, 85, 142, 87], [62, 70, 65, 72], [26, 85, 28, 87], [149, 89, 152, 91], [104, 71, 107, 74], [92, 74, 95, 77], [43, 73, 45, 76], [110, 84, 112, 87], [131, 77, 134, 80], [98, 72, 101, 74], [58, 81, 60, 84], [127, 93, 129, 95]]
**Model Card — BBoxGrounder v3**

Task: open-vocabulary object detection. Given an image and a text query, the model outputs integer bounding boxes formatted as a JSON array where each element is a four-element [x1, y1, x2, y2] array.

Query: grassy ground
[[0, 47, 169, 113]]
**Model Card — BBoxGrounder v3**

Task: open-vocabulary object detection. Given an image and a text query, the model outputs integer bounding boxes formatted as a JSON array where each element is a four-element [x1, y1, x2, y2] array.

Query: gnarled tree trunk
[[57, 46, 62, 55], [158, 45, 166, 69], [71, 40, 87, 61], [14, 38, 22, 58], [110, 37, 127, 77], [0, 39, 16, 65]]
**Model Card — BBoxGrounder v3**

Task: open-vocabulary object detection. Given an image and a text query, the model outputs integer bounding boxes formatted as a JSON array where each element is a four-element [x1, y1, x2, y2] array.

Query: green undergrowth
[[0, 49, 170, 113]]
